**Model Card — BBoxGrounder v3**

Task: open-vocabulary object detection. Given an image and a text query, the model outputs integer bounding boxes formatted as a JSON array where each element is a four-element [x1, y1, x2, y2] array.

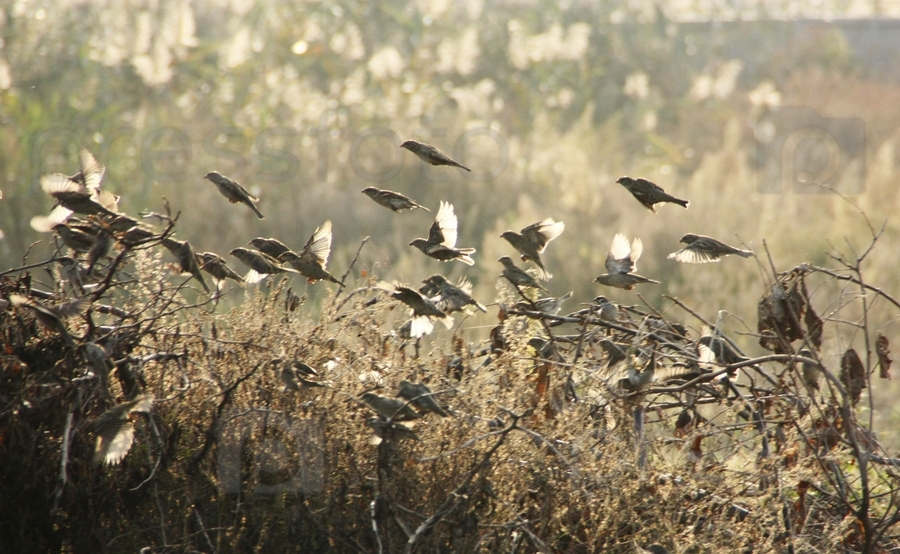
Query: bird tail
[[671, 197, 689, 208], [456, 249, 476, 266], [249, 202, 265, 219], [736, 249, 754, 258], [534, 264, 552, 281]]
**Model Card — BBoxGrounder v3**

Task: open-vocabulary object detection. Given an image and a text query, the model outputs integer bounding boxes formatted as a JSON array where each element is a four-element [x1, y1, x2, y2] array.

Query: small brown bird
[[498, 256, 549, 293], [361, 187, 430, 212], [197, 251, 245, 288], [162, 238, 210, 292], [229, 247, 298, 284], [276, 359, 324, 391], [360, 392, 423, 421], [90, 394, 154, 465], [514, 291, 573, 315], [378, 281, 453, 338], [616, 176, 688, 212], [409, 201, 476, 265], [30, 204, 78, 233], [278, 220, 343, 286], [400, 140, 471, 171], [593, 296, 618, 322], [593, 234, 660, 290], [419, 274, 487, 314], [53, 223, 96, 253], [204, 171, 265, 219], [248, 237, 291, 259], [84, 341, 113, 393], [86, 228, 112, 274], [667, 234, 753, 263], [42, 173, 118, 217], [118, 225, 156, 247], [9, 294, 90, 347], [397, 380, 450, 417], [366, 417, 419, 441], [500, 218, 565, 280], [797, 348, 820, 392]]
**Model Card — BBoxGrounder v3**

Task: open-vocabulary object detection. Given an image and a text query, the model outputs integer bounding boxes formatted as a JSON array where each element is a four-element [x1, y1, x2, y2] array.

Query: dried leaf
[[876, 333, 892, 379], [839, 348, 866, 405]]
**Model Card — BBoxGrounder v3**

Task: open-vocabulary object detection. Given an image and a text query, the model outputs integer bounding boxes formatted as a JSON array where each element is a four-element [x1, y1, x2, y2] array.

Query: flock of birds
[[7, 141, 761, 454]]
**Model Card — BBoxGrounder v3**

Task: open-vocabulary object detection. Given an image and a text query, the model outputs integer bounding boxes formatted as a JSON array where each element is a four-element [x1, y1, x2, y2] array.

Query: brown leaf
[[876, 333, 892, 379], [689, 435, 703, 463], [839, 348, 866, 405]]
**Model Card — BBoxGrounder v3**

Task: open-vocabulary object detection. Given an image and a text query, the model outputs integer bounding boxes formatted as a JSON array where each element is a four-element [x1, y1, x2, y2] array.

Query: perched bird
[[104, 213, 142, 233], [797, 348, 821, 392], [9, 294, 90, 347], [400, 140, 471, 171], [197, 252, 245, 288], [276, 359, 323, 391], [698, 335, 747, 367], [118, 225, 156, 247], [162, 238, 210, 293], [229, 247, 298, 284], [378, 281, 453, 338], [667, 234, 753, 263], [56, 257, 87, 293], [278, 221, 343, 286], [397, 380, 450, 417], [204, 171, 264, 219], [53, 223, 95, 253], [84, 341, 113, 395], [599, 339, 627, 368], [514, 291, 573, 315], [89, 394, 154, 465], [86, 228, 112, 274], [593, 296, 618, 322], [361, 187, 430, 212], [419, 274, 487, 314], [360, 392, 422, 421], [500, 218, 565, 280], [616, 176, 688, 212], [593, 234, 660, 290], [498, 256, 548, 293], [248, 237, 291, 259], [409, 201, 476, 265]]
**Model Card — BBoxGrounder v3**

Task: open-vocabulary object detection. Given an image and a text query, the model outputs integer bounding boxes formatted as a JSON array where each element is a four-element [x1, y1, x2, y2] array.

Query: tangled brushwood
[[3, 201, 900, 552]]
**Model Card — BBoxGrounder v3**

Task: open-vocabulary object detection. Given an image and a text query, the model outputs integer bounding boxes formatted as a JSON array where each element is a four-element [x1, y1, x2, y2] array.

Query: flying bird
[[53, 223, 96, 253], [278, 220, 343, 286], [593, 234, 660, 290], [229, 247, 298, 284], [248, 237, 292, 259], [162, 238, 210, 292], [667, 234, 753, 263], [361, 187, 430, 212], [9, 294, 90, 347], [409, 201, 476, 265], [514, 291, 573, 315], [498, 256, 549, 293], [204, 171, 265, 219], [616, 176, 688, 212], [90, 395, 154, 465], [500, 218, 565, 280], [419, 274, 487, 314], [400, 140, 471, 171], [197, 251, 245, 288], [378, 281, 453, 338]]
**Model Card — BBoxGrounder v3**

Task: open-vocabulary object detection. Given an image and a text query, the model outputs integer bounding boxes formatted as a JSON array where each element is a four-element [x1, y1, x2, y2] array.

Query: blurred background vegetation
[[2, 1, 900, 436]]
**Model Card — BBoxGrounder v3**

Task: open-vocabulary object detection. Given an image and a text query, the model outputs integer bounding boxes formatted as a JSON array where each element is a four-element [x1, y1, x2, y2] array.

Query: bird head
[[680, 234, 700, 245], [499, 231, 518, 241], [203, 171, 222, 182], [409, 238, 429, 250], [361, 187, 377, 196], [616, 176, 633, 186], [399, 140, 419, 151]]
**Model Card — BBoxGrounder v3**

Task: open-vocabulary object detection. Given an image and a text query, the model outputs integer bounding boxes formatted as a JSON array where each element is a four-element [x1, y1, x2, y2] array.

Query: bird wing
[[300, 220, 333, 268], [79, 149, 106, 190], [42, 173, 82, 195], [630, 237, 643, 267], [668, 246, 718, 263], [431, 201, 458, 248], [94, 419, 134, 465], [456, 275, 473, 294], [523, 219, 565, 252], [55, 296, 91, 319], [636, 177, 664, 194], [605, 233, 634, 274]]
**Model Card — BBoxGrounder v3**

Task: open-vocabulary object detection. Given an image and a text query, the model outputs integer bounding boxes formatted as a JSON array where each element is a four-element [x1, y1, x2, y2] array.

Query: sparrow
[[162, 238, 210, 292], [30, 204, 77, 233], [378, 281, 453, 338], [229, 247, 298, 284], [400, 140, 471, 171], [42, 171, 118, 218], [797, 348, 820, 392], [360, 392, 423, 421], [616, 176, 688, 212], [276, 359, 324, 391], [667, 234, 754, 263], [514, 291, 573, 315], [278, 221, 343, 286], [409, 201, 476, 265], [9, 294, 90, 347], [593, 296, 618, 322], [86, 228, 112, 274], [599, 339, 627, 368], [204, 171, 265, 219], [248, 237, 291, 259], [361, 187, 430, 212], [419, 274, 487, 314], [84, 341, 113, 394], [53, 223, 96, 253], [500, 218, 565, 280], [593, 234, 660, 290], [118, 225, 156, 247], [620, 352, 656, 393], [197, 251, 245, 288], [397, 380, 450, 417], [89, 394, 154, 465], [498, 256, 548, 293]]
